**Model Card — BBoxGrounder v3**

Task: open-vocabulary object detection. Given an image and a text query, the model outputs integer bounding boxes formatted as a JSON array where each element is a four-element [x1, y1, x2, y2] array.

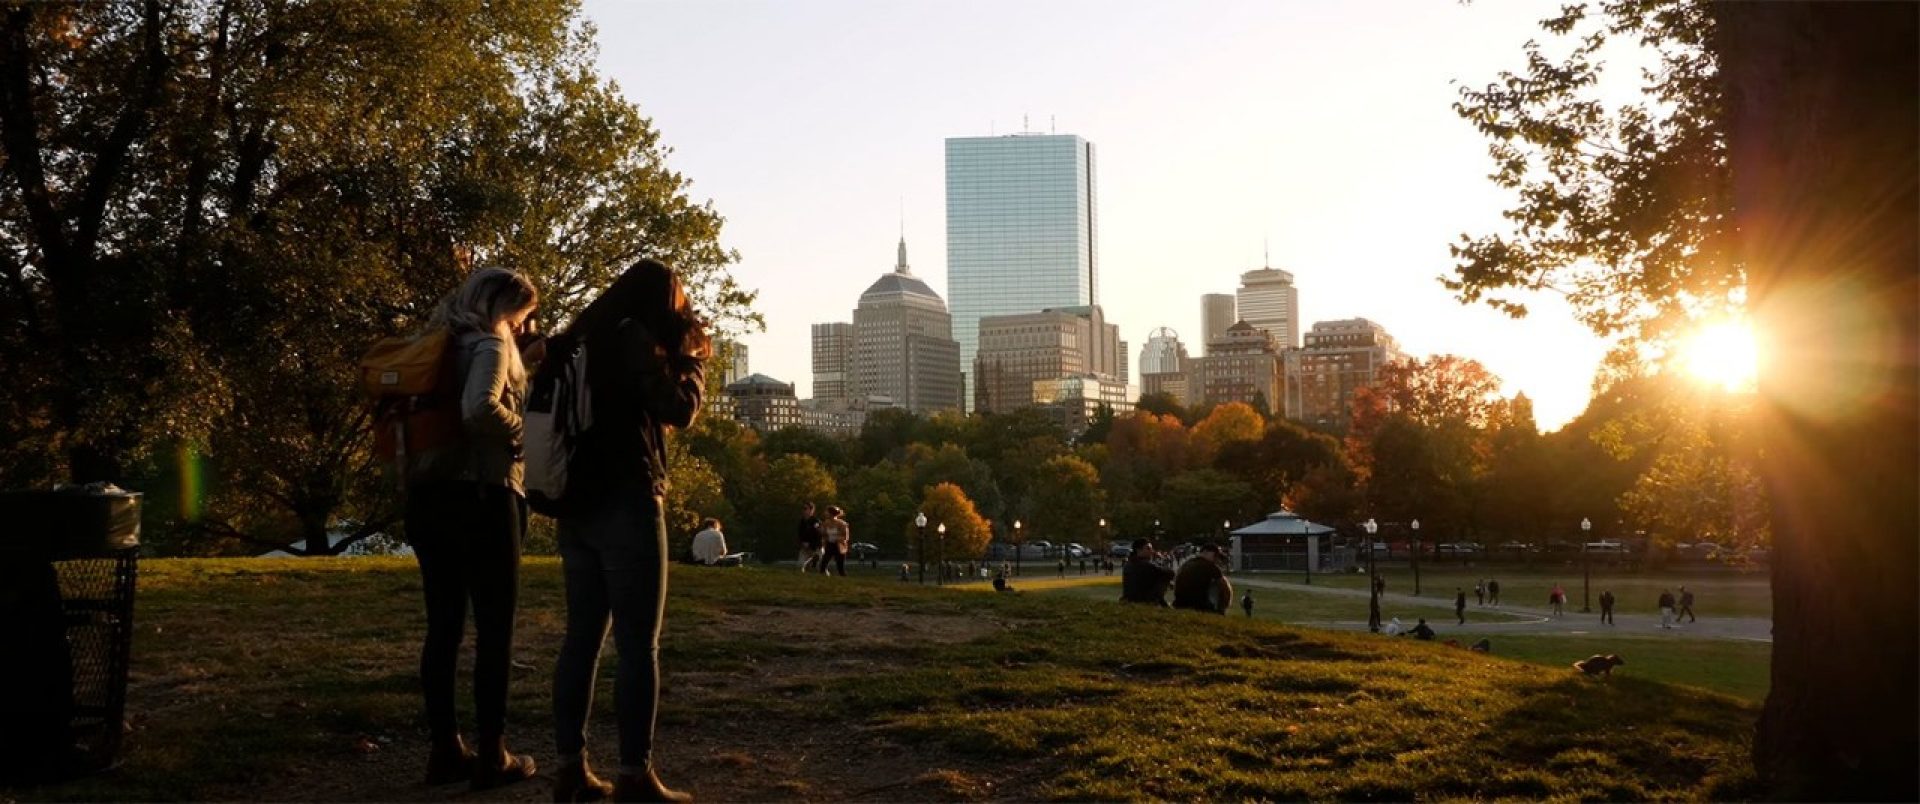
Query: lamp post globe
[[1013, 520, 1023, 576], [1410, 518, 1422, 596], [935, 521, 948, 584], [1364, 518, 1381, 632], [1581, 516, 1593, 612], [915, 512, 928, 584]]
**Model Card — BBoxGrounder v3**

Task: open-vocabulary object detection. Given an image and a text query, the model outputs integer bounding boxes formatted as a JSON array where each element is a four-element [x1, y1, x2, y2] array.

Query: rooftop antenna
[[1264, 238, 1270, 269], [1023, 113, 1030, 132], [1050, 114, 1056, 133], [899, 195, 905, 238]]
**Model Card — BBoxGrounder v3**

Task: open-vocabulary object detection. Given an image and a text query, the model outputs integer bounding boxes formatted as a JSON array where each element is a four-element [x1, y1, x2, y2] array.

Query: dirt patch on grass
[[209, 606, 1021, 802]]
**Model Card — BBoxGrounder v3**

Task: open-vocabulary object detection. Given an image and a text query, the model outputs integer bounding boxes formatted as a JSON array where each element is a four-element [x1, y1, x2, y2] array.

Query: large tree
[[0, 0, 756, 556], [1460, 1, 1916, 795], [1714, 3, 1916, 797]]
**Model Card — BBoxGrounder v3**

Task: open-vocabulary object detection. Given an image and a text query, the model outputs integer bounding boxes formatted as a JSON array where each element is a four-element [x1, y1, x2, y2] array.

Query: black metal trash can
[[0, 487, 141, 784]]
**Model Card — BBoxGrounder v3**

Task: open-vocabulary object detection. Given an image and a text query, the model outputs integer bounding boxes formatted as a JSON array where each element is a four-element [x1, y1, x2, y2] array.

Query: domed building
[[844, 238, 963, 414]]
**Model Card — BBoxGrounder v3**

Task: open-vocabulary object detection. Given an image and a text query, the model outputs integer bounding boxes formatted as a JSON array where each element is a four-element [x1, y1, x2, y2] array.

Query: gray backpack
[[523, 339, 592, 516]]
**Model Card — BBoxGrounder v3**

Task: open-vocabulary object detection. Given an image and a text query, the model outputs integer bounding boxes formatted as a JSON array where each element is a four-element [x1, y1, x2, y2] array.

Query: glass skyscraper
[[945, 133, 1098, 409]]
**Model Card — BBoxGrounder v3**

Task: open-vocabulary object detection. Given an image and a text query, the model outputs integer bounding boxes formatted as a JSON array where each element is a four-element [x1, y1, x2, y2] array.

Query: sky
[[582, 0, 1623, 431]]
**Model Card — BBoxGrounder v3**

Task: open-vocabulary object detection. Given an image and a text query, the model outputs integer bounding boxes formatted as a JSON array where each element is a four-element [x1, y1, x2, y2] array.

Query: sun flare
[[1678, 320, 1760, 392]]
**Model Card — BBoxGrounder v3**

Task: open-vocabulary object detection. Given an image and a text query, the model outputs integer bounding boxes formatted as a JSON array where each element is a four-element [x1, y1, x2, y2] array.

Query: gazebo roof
[[1230, 510, 1336, 537]]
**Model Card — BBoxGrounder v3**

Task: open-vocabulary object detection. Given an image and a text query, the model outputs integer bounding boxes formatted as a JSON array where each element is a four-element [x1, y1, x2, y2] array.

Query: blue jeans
[[552, 490, 667, 773]]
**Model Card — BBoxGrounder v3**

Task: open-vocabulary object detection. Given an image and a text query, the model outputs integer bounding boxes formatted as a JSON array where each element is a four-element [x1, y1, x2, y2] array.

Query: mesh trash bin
[[0, 487, 140, 784]]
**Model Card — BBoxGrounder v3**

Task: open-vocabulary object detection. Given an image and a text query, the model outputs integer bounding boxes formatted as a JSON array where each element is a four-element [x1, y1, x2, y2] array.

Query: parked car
[[1065, 542, 1091, 559], [1438, 541, 1483, 554], [848, 542, 879, 559], [1108, 543, 1133, 558]]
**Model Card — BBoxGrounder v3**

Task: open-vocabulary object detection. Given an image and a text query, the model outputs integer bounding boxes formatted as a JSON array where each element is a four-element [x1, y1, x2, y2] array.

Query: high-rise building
[[1032, 374, 1133, 437], [1191, 321, 1284, 413], [1285, 318, 1407, 427], [972, 305, 1121, 413], [852, 237, 964, 414], [1236, 267, 1300, 349], [946, 133, 1099, 409], [716, 339, 750, 386], [723, 374, 803, 434], [809, 323, 854, 403], [1139, 327, 1188, 376], [1200, 294, 1236, 354], [1140, 371, 1191, 407]]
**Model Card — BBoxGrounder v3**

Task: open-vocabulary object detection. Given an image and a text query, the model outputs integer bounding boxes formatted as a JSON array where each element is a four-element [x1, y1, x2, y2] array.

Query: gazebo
[[1229, 510, 1340, 573]]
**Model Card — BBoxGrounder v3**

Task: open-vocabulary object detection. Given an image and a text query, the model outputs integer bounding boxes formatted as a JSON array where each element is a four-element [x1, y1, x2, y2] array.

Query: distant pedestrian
[[1474, 579, 1486, 606], [1598, 589, 1615, 624], [1487, 579, 1501, 606], [1658, 589, 1677, 629], [898, 563, 911, 582], [1057, 558, 1067, 578], [1550, 584, 1566, 617], [1241, 590, 1254, 618], [1372, 574, 1387, 596], [1455, 589, 1467, 624], [1678, 586, 1696, 623], [797, 502, 823, 573], [817, 506, 850, 576]]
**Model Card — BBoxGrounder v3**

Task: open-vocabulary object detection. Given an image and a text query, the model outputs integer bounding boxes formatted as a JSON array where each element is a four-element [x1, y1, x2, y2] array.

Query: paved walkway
[[1231, 575, 1774, 642]]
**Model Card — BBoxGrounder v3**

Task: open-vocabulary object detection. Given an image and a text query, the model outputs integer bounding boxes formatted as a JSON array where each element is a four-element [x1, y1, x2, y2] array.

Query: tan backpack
[[359, 329, 461, 484]]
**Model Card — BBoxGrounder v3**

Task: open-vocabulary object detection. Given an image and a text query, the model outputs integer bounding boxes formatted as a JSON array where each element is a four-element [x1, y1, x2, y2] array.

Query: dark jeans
[[820, 549, 846, 576], [553, 489, 667, 773], [406, 481, 526, 741]]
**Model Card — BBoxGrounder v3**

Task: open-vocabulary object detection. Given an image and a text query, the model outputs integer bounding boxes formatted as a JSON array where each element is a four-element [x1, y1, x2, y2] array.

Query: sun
[[1677, 320, 1760, 392]]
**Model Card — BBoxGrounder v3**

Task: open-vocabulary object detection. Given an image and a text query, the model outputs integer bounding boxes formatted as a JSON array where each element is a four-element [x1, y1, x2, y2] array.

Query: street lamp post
[[1581, 516, 1593, 613], [1098, 518, 1108, 567], [915, 512, 928, 584], [937, 522, 948, 585], [1410, 519, 1423, 596], [1364, 518, 1381, 632], [1013, 520, 1023, 577]]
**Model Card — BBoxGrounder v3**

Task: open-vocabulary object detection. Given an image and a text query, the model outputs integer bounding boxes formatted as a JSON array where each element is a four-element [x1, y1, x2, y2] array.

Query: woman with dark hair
[[549, 259, 708, 803], [409, 267, 541, 789], [817, 505, 850, 576]]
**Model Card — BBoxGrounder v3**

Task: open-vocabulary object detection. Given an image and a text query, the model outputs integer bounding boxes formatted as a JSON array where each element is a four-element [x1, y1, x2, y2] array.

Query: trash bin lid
[[0, 487, 141, 560]]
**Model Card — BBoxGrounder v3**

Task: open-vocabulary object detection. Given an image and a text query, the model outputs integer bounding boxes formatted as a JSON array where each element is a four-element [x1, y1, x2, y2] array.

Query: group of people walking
[[398, 260, 708, 802], [796, 502, 853, 575]]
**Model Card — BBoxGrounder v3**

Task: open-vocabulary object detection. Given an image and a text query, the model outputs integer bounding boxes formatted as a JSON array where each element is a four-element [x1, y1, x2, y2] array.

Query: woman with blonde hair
[[408, 266, 541, 790]]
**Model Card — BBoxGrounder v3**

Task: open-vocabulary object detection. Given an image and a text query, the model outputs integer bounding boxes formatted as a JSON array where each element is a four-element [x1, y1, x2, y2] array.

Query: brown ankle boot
[[424, 735, 475, 785], [613, 766, 691, 803], [471, 735, 537, 791], [553, 756, 615, 802]]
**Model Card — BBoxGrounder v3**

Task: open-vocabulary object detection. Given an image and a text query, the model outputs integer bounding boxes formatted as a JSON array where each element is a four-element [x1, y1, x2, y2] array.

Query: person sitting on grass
[[1172, 542, 1233, 615], [1120, 539, 1176, 607], [1403, 618, 1437, 640], [992, 567, 1015, 593], [689, 518, 742, 567]]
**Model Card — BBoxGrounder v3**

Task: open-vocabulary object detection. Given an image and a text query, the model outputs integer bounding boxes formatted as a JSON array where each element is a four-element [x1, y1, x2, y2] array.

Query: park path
[[1230, 575, 1774, 642]]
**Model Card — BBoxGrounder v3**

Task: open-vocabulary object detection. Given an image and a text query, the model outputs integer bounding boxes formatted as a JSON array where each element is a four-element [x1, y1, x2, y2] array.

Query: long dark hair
[[562, 259, 709, 358]]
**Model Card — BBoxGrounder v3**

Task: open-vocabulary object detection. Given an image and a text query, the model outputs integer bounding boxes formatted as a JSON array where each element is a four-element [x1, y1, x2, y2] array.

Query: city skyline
[[583, 0, 1622, 430]]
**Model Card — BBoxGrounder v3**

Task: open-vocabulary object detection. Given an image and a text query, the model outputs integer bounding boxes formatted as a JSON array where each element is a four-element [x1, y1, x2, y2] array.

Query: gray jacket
[[415, 331, 527, 494]]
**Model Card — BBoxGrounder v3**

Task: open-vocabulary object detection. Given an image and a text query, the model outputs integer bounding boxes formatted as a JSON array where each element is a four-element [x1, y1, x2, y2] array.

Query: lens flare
[[177, 443, 204, 522], [1678, 320, 1761, 392]]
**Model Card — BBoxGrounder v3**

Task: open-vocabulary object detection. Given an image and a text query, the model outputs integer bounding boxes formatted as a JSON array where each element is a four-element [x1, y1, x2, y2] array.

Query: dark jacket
[[1120, 557, 1175, 606], [577, 318, 705, 502]]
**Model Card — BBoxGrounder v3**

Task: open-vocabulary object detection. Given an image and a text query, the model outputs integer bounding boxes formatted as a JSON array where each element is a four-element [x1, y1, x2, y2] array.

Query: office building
[[946, 132, 1099, 408], [724, 374, 803, 434], [1285, 318, 1406, 427], [1139, 327, 1187, 376], [851, 237, 964, 414], [1200, 294, 1236, 354], [1191, 321, 1284, 412], [1033, 374, 1133, 436], [972, 305, 1122, 413], [1236, 267, 1301, 349], [1140, 371, 1191, 407], [809, 323, 854, 404]]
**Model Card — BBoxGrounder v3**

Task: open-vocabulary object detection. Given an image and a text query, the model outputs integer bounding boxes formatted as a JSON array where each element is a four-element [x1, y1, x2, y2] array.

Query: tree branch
[[74, 0, 171, 256], [0, 5, 73, 268], [194, 517, 311, 556]]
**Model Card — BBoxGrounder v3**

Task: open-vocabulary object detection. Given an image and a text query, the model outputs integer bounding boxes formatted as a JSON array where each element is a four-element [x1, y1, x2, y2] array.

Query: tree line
[[665, 353, 1764, 567]]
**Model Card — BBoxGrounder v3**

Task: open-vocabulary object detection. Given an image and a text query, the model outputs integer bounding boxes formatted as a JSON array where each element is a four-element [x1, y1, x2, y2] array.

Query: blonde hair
[[432, 267, 538, 333]]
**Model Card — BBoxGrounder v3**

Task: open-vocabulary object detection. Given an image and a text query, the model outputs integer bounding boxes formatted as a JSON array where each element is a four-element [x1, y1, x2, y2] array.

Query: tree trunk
[[1716, 4, 1918, 799]]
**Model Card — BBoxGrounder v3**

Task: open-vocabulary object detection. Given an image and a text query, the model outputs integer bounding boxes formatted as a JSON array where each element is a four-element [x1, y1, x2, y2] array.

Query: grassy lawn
[[1488, 635, 1772, 702], [1279, 564, 1774, 618], [7, 557, 1763, 802]]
